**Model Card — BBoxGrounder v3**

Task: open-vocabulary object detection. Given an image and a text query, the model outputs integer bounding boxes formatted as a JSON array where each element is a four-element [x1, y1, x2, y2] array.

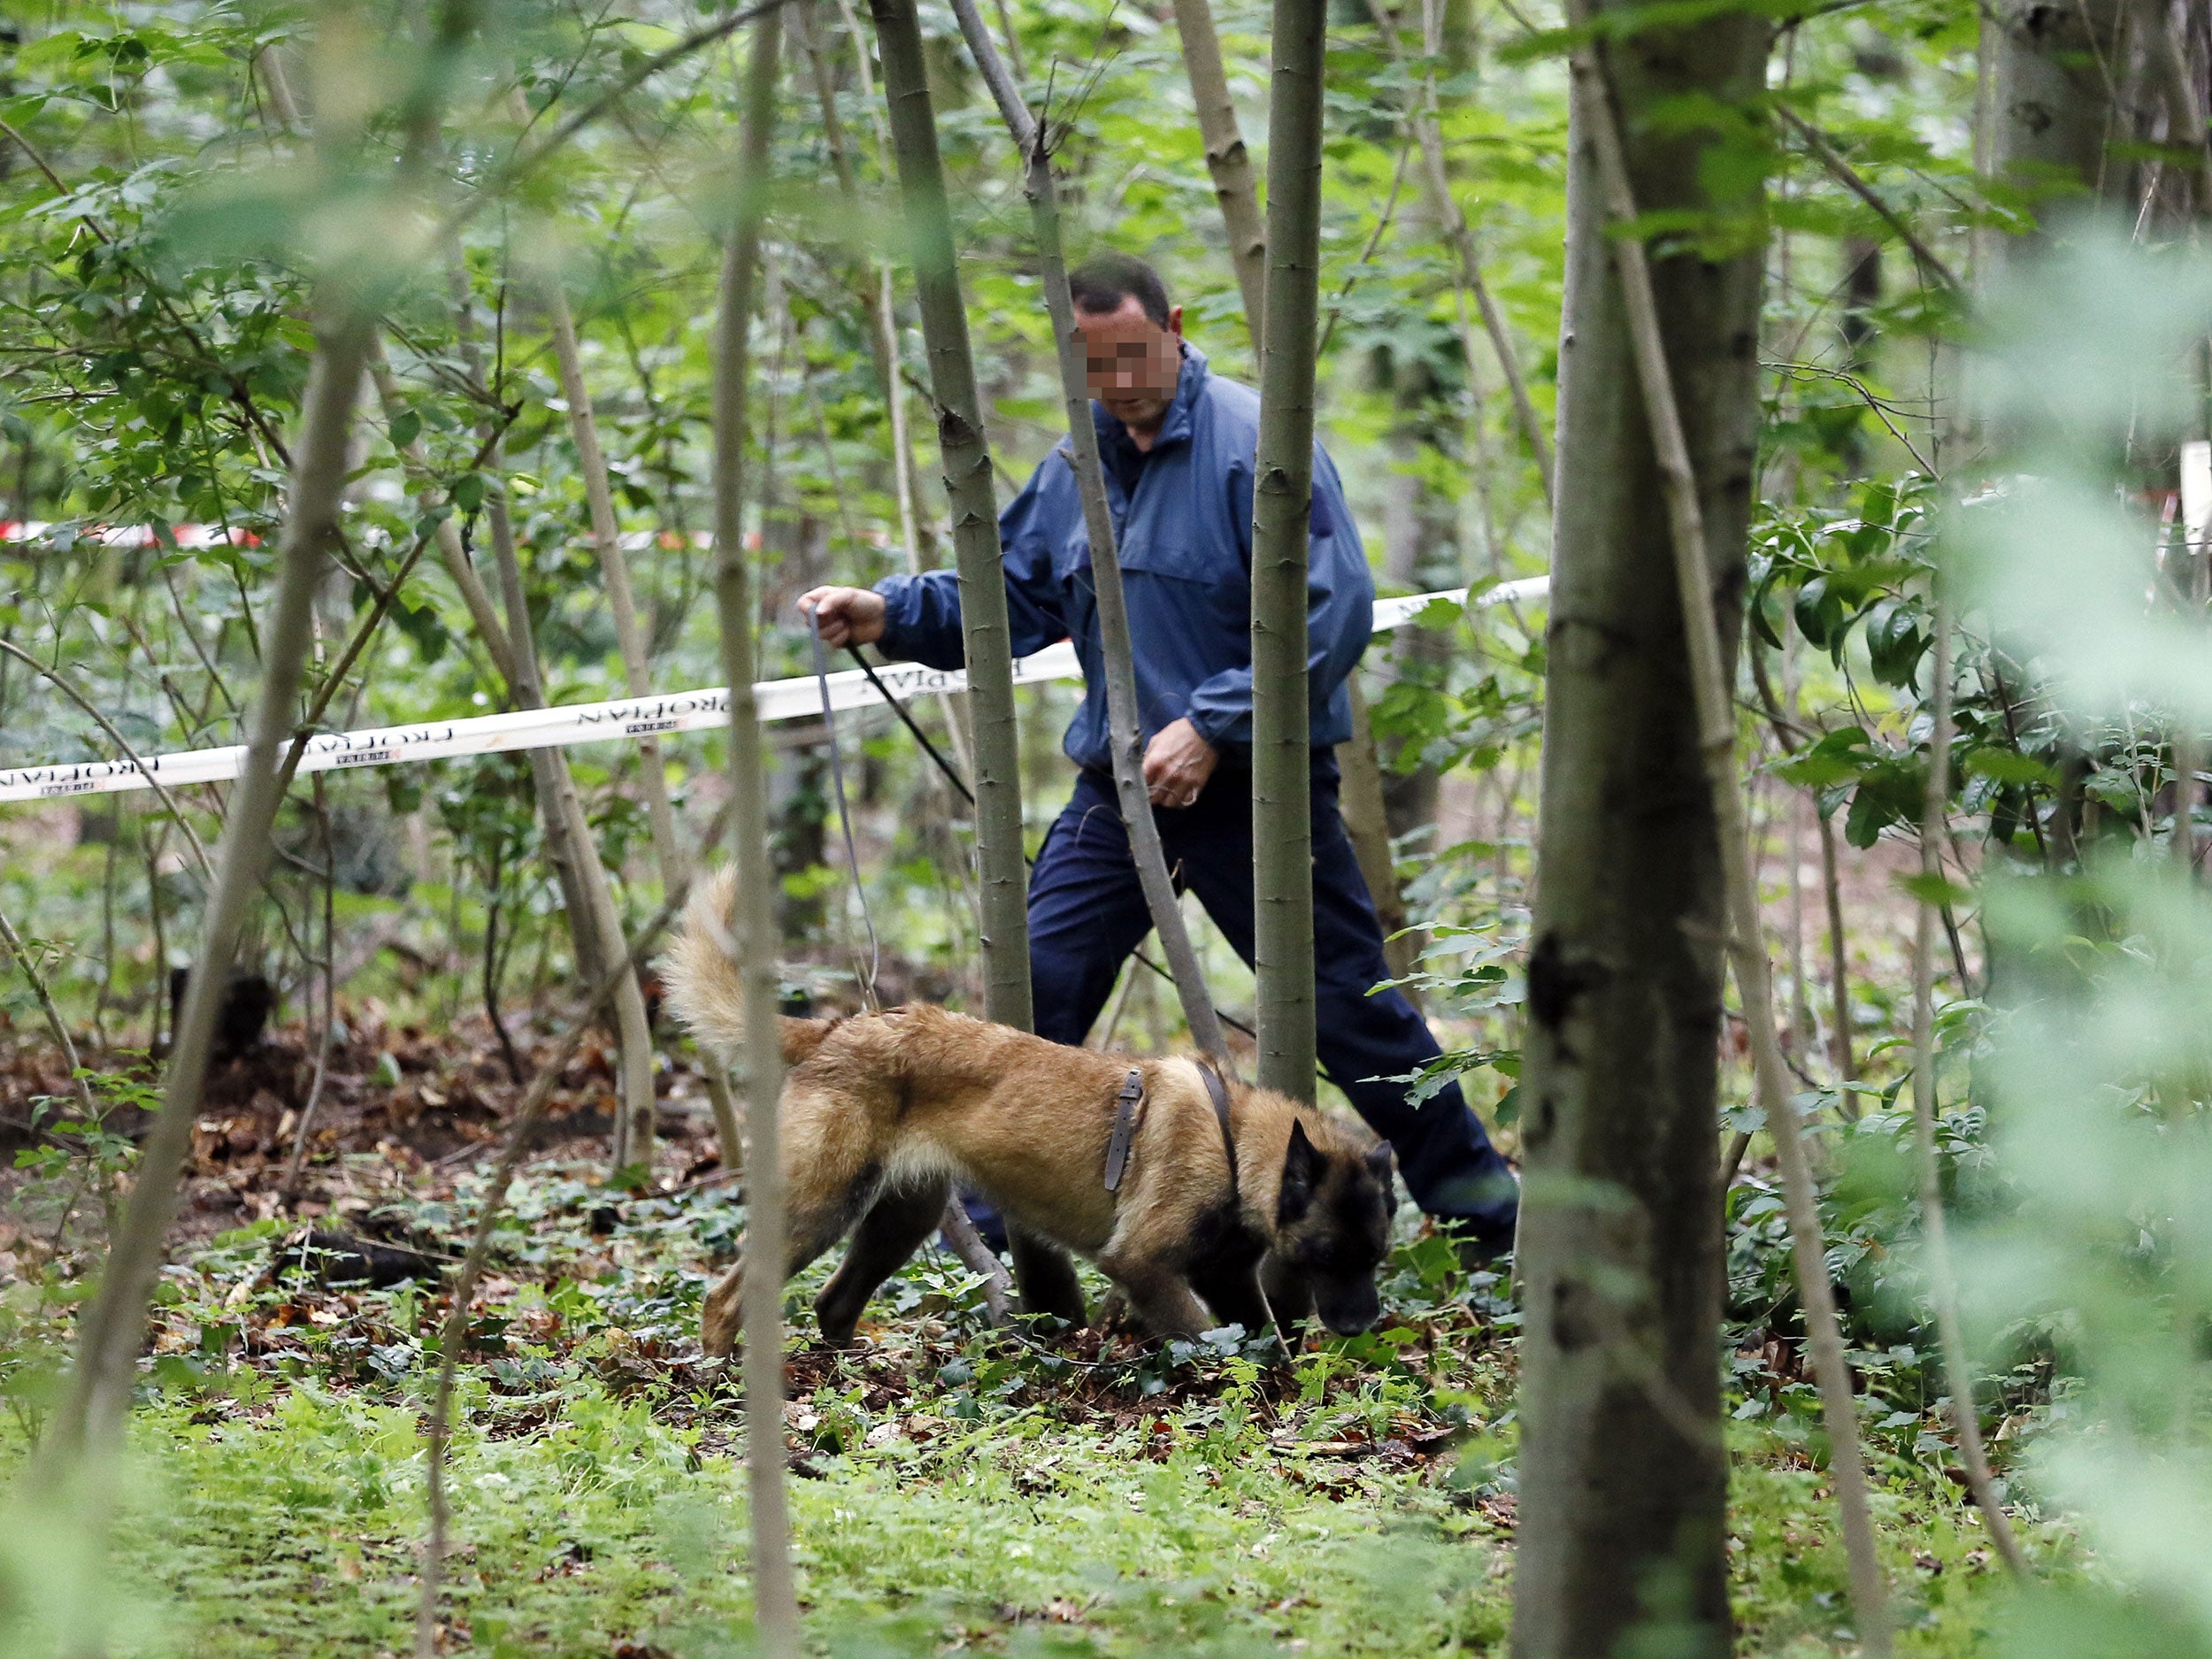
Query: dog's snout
[[1316, 1279, 1381, 1335]]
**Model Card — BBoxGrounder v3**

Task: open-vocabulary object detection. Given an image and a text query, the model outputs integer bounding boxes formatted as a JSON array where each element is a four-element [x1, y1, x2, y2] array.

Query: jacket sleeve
[[873, 456, 1071, 669], [1185, 443, 1373, 753]]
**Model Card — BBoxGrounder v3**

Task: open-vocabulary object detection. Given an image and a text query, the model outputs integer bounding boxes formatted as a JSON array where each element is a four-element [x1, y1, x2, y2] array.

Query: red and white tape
[[0, 574, 1548, 804]]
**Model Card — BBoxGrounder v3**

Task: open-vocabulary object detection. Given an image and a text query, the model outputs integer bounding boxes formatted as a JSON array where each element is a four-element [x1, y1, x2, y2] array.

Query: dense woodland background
[[1, 0, 2210, 1654]]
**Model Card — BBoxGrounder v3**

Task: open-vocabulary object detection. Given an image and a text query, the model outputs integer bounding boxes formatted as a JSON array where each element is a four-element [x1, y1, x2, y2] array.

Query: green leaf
[[1961, 748, 2057, 787], [1896, 870, 1970, 909]]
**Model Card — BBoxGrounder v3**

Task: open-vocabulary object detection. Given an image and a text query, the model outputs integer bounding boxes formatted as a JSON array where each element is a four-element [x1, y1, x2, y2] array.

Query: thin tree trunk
[[445, 268, 658, 1177], [279, 773, 341, 1194], [1529, 15, 1894, 1657], [480, 452, 657, 1176], [1909, 591, 2030, 1576], [1248, 0, 1327, 1103], [1173, 0, 1418, 1021], [803, 0, 966, 783], [949, 0, 1229, 1063], [44, 302, 375, 1481], [936, 1199, 1015, 1322], [539, 270, 682, 889], [1779, 641, 1818, 1061], [713, 10, 801, 1655], [0, 904, 96, 1119], [367, 338, 519, 687], [1366, 0, 1554, 499], [1171, 0, 1269, 342], [1341, 677, 1417, 984], [872, 0, 1032, 1034], [2179, 543, 2208, 871], [540, 263, 739, 1163], [1819, 807, 1854, 1080], [1509, 11, 1755, 1643]]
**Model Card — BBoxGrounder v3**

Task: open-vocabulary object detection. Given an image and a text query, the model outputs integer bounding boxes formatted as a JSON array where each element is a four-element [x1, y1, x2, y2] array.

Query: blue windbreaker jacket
[[872, 347, 1374, 773]]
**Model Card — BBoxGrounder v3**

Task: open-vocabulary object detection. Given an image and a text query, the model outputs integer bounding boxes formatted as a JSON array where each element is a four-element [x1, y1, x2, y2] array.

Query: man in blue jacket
[[802, 252, 1517, 1252]]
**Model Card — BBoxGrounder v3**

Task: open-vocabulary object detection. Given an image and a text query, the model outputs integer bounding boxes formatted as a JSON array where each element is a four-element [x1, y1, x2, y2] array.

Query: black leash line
[[810, 614, 881, 1011], [845, 646, 1258, 1043]]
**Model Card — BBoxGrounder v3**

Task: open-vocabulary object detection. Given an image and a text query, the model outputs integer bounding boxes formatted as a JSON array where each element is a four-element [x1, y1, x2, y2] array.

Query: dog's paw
[[700, 1301, 742, 1360], [1093, 1287, 1134, 1334]]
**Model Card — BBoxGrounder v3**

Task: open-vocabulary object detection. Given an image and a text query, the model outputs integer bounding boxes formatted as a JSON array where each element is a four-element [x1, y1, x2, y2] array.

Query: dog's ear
[[1279, 1119, 1324, 1226], [1365, 1141, 1394, 1194]]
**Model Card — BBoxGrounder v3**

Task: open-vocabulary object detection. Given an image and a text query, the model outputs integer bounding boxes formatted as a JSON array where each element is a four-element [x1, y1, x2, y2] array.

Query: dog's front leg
[[1188, 1259, 1273, 1338], [701, 1259, 746, 1358], [1099, 1253, 1211, 1340], [1008, 1225, 1087, 1325], [1260, 1253, 1314, 1329]]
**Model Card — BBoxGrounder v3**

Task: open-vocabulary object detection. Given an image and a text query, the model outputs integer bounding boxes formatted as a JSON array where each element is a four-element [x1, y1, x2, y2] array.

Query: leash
[[1196, 1058, 1240, 1205], [846, 645, 1258, 1043], [1101, 1060, 1240, 1202], [810, 612, 881, 1012]]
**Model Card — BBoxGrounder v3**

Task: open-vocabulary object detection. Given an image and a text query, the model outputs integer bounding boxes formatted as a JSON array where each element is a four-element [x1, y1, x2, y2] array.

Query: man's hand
[[797, 586, 887, 648], [1142, 718, 1218, 809]]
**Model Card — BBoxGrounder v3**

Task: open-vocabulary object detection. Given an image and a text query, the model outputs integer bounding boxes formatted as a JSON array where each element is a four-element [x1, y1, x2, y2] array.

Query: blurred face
[[1075, 294, 1185, 444]]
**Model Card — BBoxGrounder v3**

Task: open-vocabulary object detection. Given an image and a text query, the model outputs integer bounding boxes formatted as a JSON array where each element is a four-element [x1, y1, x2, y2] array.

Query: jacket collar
[[1089, 344, 1210, 456]]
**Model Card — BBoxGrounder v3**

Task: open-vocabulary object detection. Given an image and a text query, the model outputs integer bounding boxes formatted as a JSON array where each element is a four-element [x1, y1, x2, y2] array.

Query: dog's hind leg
[[701, 1075, 904, 1357], [701, 1157, 889, 1358], [698, 1202, 853, 1360], [1008, 1226, 1087, 1325], [813, 1175, 951, 1345]]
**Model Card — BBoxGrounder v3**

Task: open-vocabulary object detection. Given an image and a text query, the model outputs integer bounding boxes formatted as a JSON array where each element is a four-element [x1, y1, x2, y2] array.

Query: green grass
[[0, 1158, 2052, 1656]]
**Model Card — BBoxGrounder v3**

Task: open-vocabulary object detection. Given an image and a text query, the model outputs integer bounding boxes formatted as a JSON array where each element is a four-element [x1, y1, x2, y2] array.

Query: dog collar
[[1102, 1068, 1146, 1192]]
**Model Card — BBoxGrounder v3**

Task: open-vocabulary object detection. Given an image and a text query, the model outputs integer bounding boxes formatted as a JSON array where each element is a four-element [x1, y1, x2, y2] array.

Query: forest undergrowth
[[0, 1002, 2045, 1656]]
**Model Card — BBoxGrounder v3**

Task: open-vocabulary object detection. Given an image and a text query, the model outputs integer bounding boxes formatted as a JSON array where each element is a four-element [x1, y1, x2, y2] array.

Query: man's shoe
[[1436, 1217, 1514, 1274]]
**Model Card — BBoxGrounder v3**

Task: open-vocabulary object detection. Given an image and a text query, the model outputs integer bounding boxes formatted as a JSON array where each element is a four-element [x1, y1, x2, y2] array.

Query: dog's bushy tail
[[663, 866, 749, 1061]]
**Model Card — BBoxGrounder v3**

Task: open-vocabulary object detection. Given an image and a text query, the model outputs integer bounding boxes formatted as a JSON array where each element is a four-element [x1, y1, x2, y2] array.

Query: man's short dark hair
[[1067, 252, 1171, 327]]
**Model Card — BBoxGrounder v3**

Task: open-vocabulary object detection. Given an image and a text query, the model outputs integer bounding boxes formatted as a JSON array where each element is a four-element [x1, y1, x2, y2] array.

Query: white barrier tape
[[0, 575, 1547, 804]]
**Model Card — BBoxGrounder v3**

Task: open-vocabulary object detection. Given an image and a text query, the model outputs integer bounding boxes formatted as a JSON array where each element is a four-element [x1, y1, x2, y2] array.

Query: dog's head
[[1271, 1116, 1394, 1335]]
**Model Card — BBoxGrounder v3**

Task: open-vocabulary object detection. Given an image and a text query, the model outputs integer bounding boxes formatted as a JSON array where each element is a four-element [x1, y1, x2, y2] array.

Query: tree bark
[[486, 501, 659, 1171], [1509, 5, 1770, 1655], [1819, 805, 1854, 1080], [1989, 0, 2130, 211], [1249, 0, 1327, 1103], [949, 0, 1229, 1063], [538, 265, 740, 1163], [1172, 0, 1418, 967], [1171, 0, 1268, 342], [713, 10, 802, 1655], [1340, 678, 1417, 983], [872, 0, 1033, 1034], [801, 1, 940, 575], [539, 270, 683, 890], [1543, 16, 1895, 1655]]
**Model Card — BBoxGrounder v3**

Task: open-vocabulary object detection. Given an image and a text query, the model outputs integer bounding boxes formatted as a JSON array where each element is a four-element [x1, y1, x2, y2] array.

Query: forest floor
[[0, 1016, 2045, 1656]]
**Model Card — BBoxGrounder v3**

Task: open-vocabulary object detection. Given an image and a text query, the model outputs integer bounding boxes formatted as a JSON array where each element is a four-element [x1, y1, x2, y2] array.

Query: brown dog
[[663, 869, 1396, 1354]]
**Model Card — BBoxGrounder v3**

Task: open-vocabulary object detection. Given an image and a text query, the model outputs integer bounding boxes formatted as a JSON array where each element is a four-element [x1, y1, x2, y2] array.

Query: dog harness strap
[[1102, 1068, 1146, 1193], [1197, 1061, 1239, 1203]]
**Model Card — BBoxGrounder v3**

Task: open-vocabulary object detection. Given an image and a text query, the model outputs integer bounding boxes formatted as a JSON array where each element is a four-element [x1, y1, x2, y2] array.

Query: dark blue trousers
[[1025, 759, 1519, 1241]]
